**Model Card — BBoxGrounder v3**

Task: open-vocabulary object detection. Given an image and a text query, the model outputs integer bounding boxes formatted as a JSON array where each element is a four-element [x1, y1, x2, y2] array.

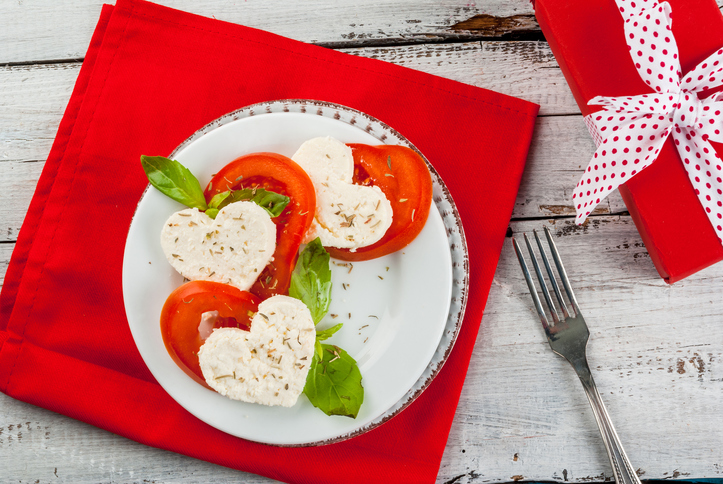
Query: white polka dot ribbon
[[573, 0, 723, 243]]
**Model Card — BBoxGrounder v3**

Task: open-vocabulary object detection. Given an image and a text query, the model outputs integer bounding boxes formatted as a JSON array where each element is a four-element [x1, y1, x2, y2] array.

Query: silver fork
[[512, 227, 640, 484]]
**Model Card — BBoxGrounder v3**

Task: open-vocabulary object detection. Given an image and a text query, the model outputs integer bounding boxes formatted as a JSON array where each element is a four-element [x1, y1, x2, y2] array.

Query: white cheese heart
[[198, 295, 316, 407], [160, 201, 276, 291], [292, 136, 393, 249]]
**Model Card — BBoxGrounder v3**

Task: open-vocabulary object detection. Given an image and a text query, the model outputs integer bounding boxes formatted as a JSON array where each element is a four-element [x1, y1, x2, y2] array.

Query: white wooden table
[[2, 1, 723, 482]]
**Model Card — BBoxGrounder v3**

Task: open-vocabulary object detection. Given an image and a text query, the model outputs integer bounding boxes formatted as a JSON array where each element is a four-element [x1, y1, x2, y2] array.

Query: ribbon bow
[[573, 0, 723, 243]]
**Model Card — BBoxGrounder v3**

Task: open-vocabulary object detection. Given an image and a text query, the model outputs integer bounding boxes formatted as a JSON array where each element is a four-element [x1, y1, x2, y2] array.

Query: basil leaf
[[219, 188, 290, 218], [208, 191, 232, 209], [298, 238, 332, 283], [289, 238, 332, 324], [315, 340, 323, 360], [316, 323, 343, 341], [304, 344, 364, 418], [140, 155, 208, 210], [205, 208, 219, 219]]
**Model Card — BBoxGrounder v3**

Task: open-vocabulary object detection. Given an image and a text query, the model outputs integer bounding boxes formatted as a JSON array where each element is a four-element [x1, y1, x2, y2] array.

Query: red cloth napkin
[[0, 1, 538, 482]]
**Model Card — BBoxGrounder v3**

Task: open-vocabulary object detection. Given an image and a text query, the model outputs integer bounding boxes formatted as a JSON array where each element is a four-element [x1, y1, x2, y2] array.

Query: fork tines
[[512, 227, 580, 328]]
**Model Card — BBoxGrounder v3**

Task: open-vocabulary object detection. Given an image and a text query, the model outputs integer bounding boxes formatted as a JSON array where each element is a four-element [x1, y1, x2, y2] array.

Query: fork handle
[[570, 357, 641, 484]]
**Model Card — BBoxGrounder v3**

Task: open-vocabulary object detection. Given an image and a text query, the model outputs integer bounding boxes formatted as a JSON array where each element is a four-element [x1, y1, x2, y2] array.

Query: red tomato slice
[[204, 153, 316, 299], [160, 281, 260, 384], [326, 144, 433, 261]]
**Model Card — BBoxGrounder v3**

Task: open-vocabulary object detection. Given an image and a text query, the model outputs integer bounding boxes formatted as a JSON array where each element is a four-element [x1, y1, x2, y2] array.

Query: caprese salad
[[141, 136, 433, 418]]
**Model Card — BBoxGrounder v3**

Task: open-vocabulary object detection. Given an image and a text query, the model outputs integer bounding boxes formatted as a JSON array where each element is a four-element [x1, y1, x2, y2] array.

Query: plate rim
[[123, 99, 469, 446]]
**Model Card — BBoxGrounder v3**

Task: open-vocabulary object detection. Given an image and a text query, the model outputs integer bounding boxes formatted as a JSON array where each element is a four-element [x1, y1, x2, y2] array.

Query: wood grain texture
[[345, 41, 577, 116], [4, 0, 722, 64], [518, 116, 627, 218], [439, 217, 723, 482], [0, 42, 576, 165], [0, 113, 620, 241], [0, 45, 582, 240], [0, 244, 13, 287], [0, 161, 44, 243], [0, 0, 537, 65], [0, 63, 79, 164], [0, 392, 278, 483]]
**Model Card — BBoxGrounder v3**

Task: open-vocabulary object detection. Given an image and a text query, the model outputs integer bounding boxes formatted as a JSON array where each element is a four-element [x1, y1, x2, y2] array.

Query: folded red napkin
[[0, 1, 538, 482]]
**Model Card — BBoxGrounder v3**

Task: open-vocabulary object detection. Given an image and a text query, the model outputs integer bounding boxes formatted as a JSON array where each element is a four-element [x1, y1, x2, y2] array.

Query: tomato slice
[[160, 281, 260, 384], [326, 144, 433, 261], [204, 153, 316, 299]]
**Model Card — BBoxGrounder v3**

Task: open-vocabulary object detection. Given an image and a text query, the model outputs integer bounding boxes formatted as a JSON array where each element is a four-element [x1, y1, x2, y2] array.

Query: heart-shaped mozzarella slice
[[160, 201, 276, 291], [292, 137, 393, 249], [198, 295, 315, 407]]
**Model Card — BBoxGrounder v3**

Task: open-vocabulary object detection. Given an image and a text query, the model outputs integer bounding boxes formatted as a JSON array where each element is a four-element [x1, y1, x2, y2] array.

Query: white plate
[[122, 100, 468, 446]]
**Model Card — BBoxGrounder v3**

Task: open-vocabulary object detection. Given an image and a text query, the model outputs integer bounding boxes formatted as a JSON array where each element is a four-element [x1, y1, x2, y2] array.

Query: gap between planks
[[1, 0, 722, 65], [0, 0, 539, 64], [438, 215, 723, 483]]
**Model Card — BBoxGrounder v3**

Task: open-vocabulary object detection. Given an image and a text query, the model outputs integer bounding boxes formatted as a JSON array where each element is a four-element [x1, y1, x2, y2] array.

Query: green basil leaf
[[303, 344, 363, 418], [205, 208, 219, 219], [208, 190, 232, 209], [218, 188, 290, 218], [140, 155, 208, 210], [316, 323, 343, 342], [289, 238, 332, 324], [298, 238, 332, 283]]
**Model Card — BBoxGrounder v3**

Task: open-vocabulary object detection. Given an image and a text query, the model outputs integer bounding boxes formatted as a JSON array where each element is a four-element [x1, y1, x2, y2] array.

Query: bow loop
[[573, 0, 723, 245], [680, 47, 723, 93], [671, 129, 723, 237], [573, 114, 670, 220], [622, 1, 681, 94], [697, 100, 723, 143], [589, 93, 675, 115], [615, 0, 661, 17]]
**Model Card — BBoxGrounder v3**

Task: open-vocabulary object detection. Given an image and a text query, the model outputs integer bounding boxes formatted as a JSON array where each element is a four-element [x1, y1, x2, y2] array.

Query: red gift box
[[534, 0, 723, 283]]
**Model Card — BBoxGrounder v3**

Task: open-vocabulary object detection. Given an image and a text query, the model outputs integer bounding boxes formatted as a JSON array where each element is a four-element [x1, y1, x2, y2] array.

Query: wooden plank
[[3, 0, 722, 65], [0, 114, 624, 242], [0, 244, 13, 288], [346, 41, 577, 116], [517, 116, 627, 218], [0, 42, 577, 145], [1, 0, 537, 65], [0, 160, 43, 243], [439, 216, 723, 482], [0, 63, 79, 165], [0, 391, 279, 484], [0, 52, 594, 241]]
